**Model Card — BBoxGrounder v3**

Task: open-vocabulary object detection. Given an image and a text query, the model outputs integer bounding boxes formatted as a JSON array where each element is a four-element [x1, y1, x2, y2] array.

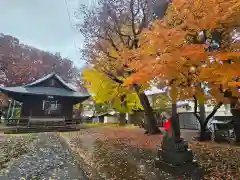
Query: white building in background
[[81, 99, 95, 119], [177, 101, 231, 116], [82, 85, 232, 127], [103, 111, 119, 124], [144, 86, 232, 130]]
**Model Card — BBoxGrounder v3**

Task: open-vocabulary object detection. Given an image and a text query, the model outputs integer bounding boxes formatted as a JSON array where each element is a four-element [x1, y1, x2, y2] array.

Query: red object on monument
[[163, 119, 171, 130]]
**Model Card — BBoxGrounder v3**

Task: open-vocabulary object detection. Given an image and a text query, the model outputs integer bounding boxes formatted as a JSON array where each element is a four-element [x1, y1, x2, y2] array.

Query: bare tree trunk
[[230, 99, 240, 142], [193, 96, 205, 126], [128, 113, 136, 124], [134, 84, 161, 134], [198, 97, 208, 140], [193, 96, 222, 141], [119, 113, 126, 126], [232, 111, 240, 143], [170, 87, 181, 140], [204, 102, 223, 128], [171, 103, 181, 140], [199, 104, 206, 125]]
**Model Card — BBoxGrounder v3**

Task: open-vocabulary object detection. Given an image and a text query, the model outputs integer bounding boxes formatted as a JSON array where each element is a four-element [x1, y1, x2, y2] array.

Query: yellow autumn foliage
[[82, 67, 143, 113]]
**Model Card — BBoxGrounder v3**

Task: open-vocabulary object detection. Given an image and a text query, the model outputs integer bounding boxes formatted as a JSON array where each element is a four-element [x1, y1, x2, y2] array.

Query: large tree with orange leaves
[[122, 0, 240, 139], [168, 0, 240, 139], [77, 0, 171, 134]]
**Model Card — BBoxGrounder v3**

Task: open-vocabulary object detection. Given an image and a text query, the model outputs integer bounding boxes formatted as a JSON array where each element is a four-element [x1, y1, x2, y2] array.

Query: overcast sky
[[0, 0, 96, 67]]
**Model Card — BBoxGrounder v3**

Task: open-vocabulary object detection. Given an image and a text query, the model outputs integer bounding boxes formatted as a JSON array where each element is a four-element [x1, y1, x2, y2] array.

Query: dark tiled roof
[[0, 86, 90, 98], [25, 72, 75, 91], [0, 72, 90, 99]]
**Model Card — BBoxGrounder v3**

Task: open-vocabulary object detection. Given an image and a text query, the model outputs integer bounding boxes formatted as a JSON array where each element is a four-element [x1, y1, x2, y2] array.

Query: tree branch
[[105, 32, 119, 52], [204, 102, 223, 128], [103, 70, 124, 84], [130, 0, 137, 38], [136, 1, 148, 35], [95, 42, 118, 60]]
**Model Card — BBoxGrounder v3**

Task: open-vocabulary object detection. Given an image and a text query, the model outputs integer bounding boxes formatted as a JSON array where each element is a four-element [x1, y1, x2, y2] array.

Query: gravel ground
[[1, 133, 89, 180], [0, 134, 36, 176]]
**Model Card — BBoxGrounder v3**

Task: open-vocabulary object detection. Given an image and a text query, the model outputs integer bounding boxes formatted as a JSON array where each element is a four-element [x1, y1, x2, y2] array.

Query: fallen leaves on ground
[[190, 142, 240, 180], [61, 127, 240, 180], [0, 134, 36, 174], [61, 128, 164, 180]]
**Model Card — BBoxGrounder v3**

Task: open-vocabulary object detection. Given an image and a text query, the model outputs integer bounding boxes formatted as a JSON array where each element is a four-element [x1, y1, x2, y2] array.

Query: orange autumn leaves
[[171, 0, 240, 30], [122, 0, 240, 100]]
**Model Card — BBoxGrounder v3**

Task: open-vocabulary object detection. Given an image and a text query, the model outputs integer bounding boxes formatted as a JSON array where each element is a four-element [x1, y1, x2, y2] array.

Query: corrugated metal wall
[[179, 111, 233, 130], [179, 112, 200, 130]]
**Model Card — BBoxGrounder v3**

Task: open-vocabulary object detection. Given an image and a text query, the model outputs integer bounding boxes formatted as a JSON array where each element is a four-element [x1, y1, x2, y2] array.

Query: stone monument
[[155, 116, 198, 176]]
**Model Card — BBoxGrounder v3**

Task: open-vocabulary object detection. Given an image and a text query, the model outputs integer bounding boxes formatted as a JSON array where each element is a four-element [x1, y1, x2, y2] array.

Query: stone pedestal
[[155, 134, 200, 176], [160, 137, 193, 166], [155, 157, 199, 176]]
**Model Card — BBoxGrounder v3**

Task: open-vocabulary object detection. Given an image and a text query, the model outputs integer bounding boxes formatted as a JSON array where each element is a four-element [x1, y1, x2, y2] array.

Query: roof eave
[[24, 73, 76, 92], [0, 87, 91, 99]]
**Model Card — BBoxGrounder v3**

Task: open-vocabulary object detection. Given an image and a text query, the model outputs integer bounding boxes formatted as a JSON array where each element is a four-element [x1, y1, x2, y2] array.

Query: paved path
[[2, 133, 89, 180], [180, 129, 198, 141]]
